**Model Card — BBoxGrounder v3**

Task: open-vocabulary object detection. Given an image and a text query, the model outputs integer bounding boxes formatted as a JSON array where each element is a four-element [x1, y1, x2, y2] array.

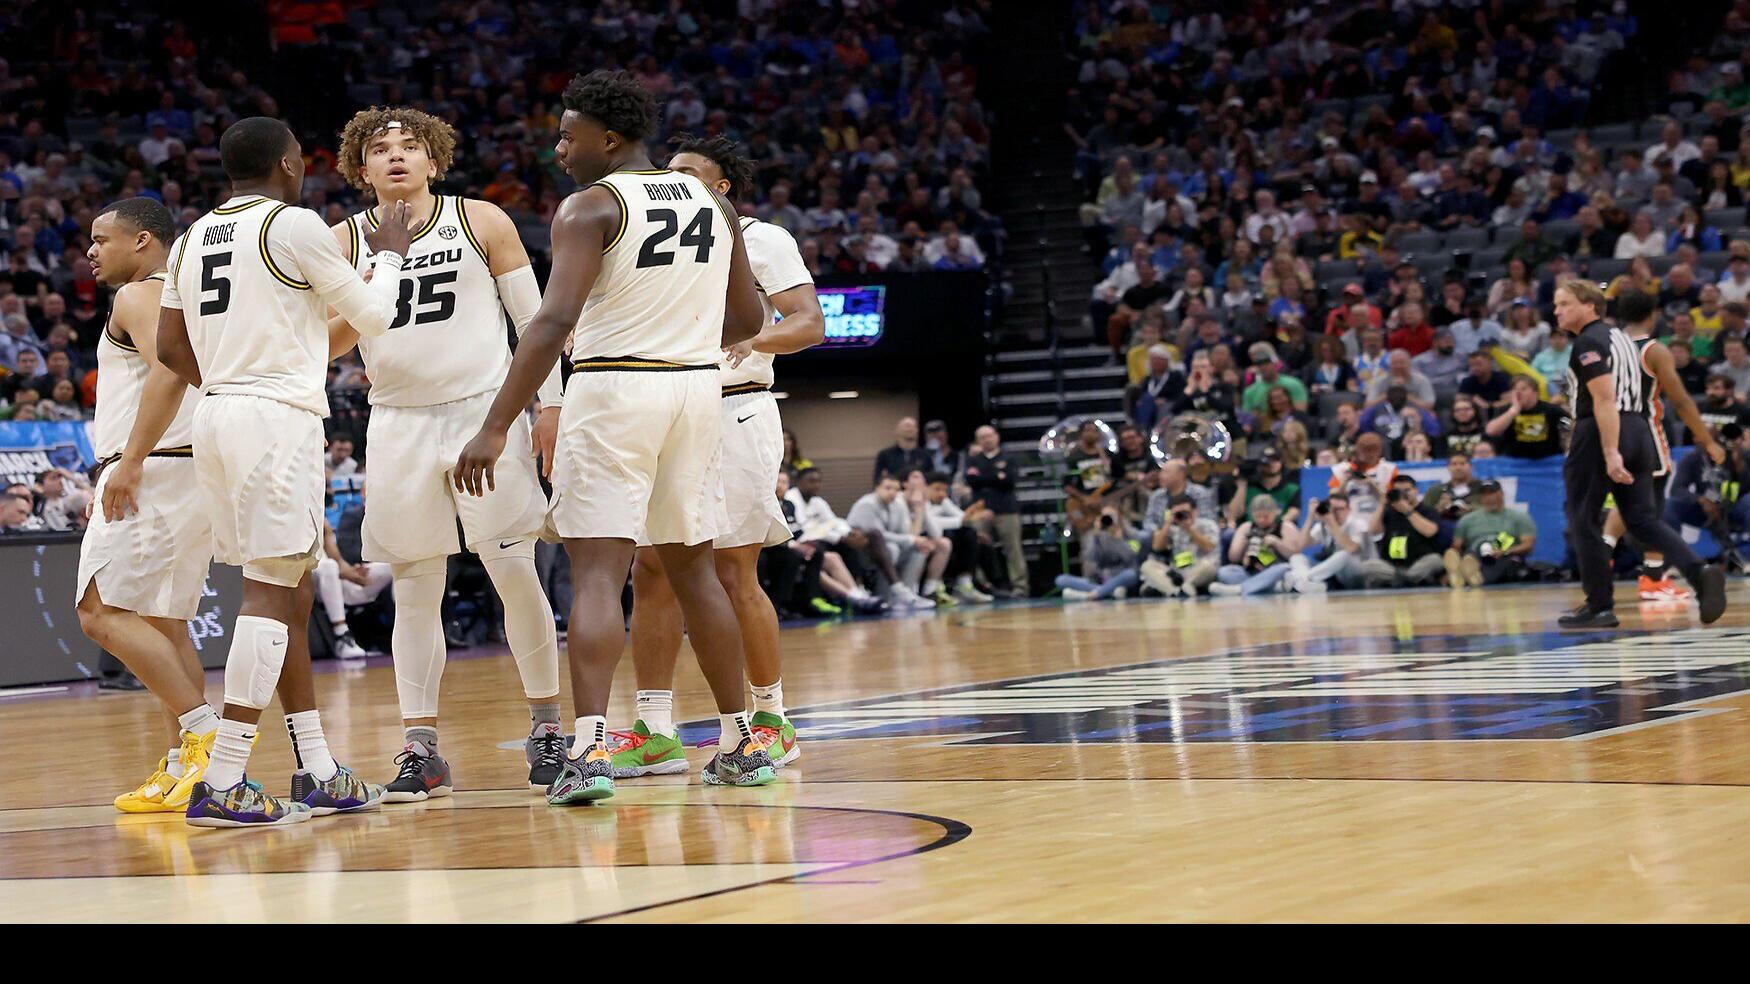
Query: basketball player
[[610, 134, 823, 777], [1553, 279, 1726, 629], [453, 70, 771, 803], [79, 197, 222, 814], [128, 116, 412, 827], [1602, 291, 1729, 601], [327, 107, 566, 800]]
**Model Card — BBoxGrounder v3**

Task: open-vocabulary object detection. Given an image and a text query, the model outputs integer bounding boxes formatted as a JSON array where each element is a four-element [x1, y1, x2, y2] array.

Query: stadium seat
[[1446, 227, 1491, 251], [1698, 250, 1731, 274], [1649, 255, 1679, 275], [1586, 257, 1630, 282], [1591, 122, 1638, 145], [1494, 226, 1524, 249], [1317, 392, 1363, 418], [1315, 258, 1360, 281], [1470, 244, 1509, 269], [1706, 207, 1744, 230], [1395, 230, 1442, 254], [1542, 219, 1580, 243]]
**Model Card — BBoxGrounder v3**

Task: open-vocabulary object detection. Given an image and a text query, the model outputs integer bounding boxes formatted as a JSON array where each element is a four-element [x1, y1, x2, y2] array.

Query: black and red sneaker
[[382, 741, 454, 803]]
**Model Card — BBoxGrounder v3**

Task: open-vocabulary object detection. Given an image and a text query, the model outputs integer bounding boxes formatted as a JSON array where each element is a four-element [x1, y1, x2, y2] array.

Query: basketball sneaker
[[1638, 575, 1693, 601], [383, 741, 453, 803], [163, 728, 216, 808], [607, 720, 689, 778], [547, 743, 616, 805], [750, 710, 799, 767], [526, 723, 567, 791], [289, 764, 385, 816], [115, 756, 181, 814], [185, 777, 314, 828], [701, 736, 779, 787]]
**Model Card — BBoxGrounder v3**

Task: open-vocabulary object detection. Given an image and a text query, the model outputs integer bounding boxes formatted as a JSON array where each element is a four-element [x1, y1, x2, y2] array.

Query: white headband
[[365, 120, 405, 163]]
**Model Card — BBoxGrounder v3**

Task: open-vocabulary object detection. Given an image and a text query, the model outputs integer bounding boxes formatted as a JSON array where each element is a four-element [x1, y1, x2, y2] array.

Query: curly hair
[[668, 132, 755, 203], [561, 70, 656, 142], [337, 106, 457, 195]]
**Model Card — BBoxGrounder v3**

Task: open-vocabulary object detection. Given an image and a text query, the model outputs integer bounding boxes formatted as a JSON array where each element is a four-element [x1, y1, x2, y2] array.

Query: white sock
[[849, 586, 871, 600], [720, 710, 753, 749], [923, 578, 943, 595], [955, 574, 975, 589], [285, 709, 337, 781], [165, 746, 186, 779], [1602, 534, 1619, 549], [206, 718, 256, 790], [178, 704, 219, 737], [750, 679, 785, 718], [572, 715, 607, 758], [636, 690, 675, 735], [331, 620, 350, 635]]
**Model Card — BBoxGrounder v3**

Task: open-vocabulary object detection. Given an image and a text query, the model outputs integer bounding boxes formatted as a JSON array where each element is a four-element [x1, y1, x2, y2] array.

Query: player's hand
[[365, 199, 415, 257], [1704, 440, 1728, 466], [454, 428, 506, 497], [724, 338, 755, 369], [532, 406, 560, 479], [101, 457, 144, 522], [340, 563, 371, 586], [1605, 449, 1633, 485]]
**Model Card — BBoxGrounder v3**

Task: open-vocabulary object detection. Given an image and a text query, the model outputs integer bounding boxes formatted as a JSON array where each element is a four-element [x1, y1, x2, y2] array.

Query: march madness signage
[[0, 422, 97, 486]]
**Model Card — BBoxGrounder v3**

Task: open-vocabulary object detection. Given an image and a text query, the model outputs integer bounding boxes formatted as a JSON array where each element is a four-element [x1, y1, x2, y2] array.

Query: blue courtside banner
[[0, 421, 98, 487]]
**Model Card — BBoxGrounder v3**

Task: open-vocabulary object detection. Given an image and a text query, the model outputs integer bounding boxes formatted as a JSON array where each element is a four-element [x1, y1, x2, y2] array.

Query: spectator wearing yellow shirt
[[1691, 283, 1725, 340], [1124, 314, 1180, 385], [1338, 213, 1383, 259]]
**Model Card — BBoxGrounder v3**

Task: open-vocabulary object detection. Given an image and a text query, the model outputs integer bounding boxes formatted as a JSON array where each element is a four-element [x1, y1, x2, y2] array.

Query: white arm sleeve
[[496, 265, 562, 406], [281, 207, 403, 338]]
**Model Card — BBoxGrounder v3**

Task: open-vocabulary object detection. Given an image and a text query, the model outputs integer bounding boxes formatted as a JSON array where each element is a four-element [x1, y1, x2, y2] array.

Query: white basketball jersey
[[719, 216, 814, 390], [344, 196, 511, 407], [572, 169, 733, 367], [162, 194, 349, 416], [92, 272, 197, 459]]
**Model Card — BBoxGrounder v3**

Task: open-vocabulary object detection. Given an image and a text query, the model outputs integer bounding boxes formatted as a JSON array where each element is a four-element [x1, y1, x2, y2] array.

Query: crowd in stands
[[1052, 0, 1750, 601], [0, 0, 998, 427]]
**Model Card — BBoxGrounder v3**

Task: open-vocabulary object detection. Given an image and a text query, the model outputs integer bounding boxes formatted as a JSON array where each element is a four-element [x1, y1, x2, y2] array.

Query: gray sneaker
[[382, 742, 453, 802], [701, 736, 779, 787], [525, 723, 567, 791]]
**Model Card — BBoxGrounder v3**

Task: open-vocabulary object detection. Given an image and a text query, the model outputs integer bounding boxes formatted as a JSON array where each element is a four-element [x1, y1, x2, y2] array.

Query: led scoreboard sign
[[816, 285, 886, 347]]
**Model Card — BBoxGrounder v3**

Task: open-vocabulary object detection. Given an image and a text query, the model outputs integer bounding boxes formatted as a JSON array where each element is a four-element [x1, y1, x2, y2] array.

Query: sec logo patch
[[439, 226, 458, 239]]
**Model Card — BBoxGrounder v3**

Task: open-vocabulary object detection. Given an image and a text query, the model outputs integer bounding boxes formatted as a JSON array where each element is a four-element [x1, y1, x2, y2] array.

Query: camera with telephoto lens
[[1477, 540, 1499, 559], [1238, 457, 1261, 481], [1701, 463, 1731, 504], [1723, 423, 1745, 443], [1386, 488, 1403, 505], [1172, 508, 1192, 524], [1099, 513, 1115, 530], [1315, 499, 1330, 516]]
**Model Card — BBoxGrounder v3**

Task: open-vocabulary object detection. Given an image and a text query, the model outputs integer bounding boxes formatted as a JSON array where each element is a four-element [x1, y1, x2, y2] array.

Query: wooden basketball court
[[5, 583, 1750, 922]]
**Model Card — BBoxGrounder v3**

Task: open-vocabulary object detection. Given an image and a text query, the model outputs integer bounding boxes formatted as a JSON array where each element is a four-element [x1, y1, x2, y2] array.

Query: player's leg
[[474, 537, 567, 789], [311, 557, 367, 659], [1614, 423, 1726, 623], [77, 585, 220, 812], [268, 571, 378, 814], [611, 548, 689, 778], [921, 535, 956, 605], [381, 555, 454, 802], [654, 539, 775, 787], [543, 535, 638, 804], [716, 543, 797, 766]]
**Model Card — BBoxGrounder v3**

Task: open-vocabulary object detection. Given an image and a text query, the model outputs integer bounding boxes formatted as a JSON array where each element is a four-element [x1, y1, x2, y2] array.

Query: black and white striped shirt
[[1568, 319, 1647, 419]]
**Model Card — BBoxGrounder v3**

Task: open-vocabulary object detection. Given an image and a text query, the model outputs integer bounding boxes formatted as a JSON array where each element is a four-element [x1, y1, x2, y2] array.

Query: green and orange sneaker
[[607, 720, 688, 778], [749, 710, 799, 767]]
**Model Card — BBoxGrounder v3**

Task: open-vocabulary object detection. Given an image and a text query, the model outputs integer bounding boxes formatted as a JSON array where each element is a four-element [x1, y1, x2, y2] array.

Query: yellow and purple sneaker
[[289, 764, 385, 816], [185, 777, 314, 829]]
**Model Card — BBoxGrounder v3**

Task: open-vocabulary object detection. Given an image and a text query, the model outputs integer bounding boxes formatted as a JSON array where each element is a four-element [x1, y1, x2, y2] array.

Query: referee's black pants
[[1566, 415, 1702, 610]]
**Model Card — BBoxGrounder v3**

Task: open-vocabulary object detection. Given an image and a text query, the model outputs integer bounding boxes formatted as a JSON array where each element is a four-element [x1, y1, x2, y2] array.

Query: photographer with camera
[[1210, 494, 1306, 596], [1295, 492, 1375, 591], [1327, 433, 1399, 520], [1362, 475, 1450, 587], [1665, 422, 1750, 571], [1225, 446, 1300, 526], [1056, 505, 1144, 601], [1422, 452, 1480, 521], [1139, 492, 1222, 596], [1444, 481, 1537, 587]]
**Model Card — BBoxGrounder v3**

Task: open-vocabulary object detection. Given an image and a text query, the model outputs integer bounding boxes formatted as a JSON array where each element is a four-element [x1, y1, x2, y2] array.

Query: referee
[[1555, 279, 1727, 628]]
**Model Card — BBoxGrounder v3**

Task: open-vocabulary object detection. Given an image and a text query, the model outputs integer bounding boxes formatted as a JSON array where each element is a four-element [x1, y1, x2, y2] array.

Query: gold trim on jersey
[[260, 204, 312, 290], [104, 328, 138, 353], [454, 197, 489, 265], [572, 356, 717, 373], [170, 229, 192, 281], [345, 215, 360, 267], [212, 196, 270, 215], [619, 169, 673, 175], [594, 181, 630, 254], [100, 271, 168, 352], [365, 196, 446, 244], [722, 382, 769, 396]]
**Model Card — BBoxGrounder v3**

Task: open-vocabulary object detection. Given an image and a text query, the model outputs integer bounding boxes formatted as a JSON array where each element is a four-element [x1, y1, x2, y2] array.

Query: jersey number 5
[[635, 207, 715, 269], [200, 253, 232, 316], [390, 271, 459, 329]]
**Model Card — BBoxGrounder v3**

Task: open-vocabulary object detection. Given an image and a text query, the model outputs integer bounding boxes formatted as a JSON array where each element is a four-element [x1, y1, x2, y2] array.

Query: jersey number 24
[[635, 207, 715, 269]]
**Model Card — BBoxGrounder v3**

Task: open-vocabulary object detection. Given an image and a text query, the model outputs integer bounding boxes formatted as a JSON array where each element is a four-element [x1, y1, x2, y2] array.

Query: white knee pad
[[223, 615, 289, 709], [473, 537, 537, 563], [480, 548, 560, 700], [389, 559, 449, 719], [244, 554, 316, 587]]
